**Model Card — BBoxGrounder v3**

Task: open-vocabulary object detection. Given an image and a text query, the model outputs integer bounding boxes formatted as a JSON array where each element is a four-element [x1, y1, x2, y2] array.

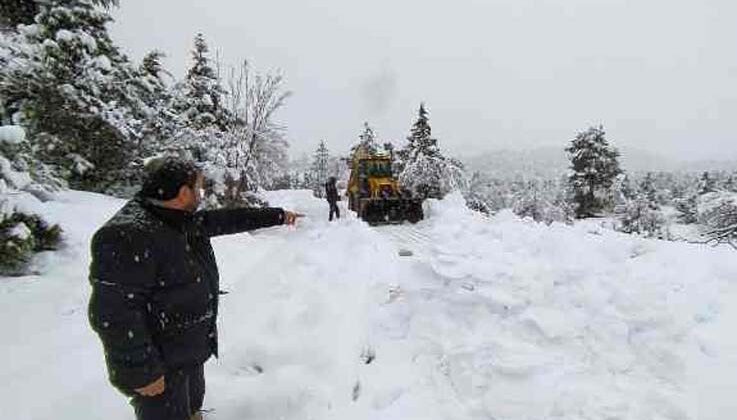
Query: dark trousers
[[329, 201, 340, 221], [131, 365, 205, 420]]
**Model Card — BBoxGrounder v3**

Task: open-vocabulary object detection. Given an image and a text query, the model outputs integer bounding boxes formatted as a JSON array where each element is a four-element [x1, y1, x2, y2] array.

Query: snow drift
[[1, 189, 736, 420]]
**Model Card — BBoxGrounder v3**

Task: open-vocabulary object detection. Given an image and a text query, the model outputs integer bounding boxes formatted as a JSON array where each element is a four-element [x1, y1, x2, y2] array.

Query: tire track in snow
[[375, 224, 434, 258]]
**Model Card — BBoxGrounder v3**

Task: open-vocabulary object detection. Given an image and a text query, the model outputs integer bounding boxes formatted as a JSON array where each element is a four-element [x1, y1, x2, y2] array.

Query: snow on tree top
[[53, 29, 98, 52], [55, 29, 75, 43], [78, 30, 98, 52], [0, 126, 26, 145], [93, 56, 112, 72], [8, 222, 32, 241]]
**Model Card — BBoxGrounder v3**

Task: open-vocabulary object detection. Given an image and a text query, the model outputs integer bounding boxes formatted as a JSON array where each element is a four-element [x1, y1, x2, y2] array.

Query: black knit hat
[[140, 156, 200, 201]]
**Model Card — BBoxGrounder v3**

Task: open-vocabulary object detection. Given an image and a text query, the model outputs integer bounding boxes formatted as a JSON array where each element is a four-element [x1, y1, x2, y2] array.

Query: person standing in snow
[[88, 157, 302, 420], [325, 176, 340, 221]]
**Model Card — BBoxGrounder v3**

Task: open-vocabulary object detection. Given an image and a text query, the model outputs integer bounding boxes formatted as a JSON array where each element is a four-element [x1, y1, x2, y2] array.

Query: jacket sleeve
[[195, 207, 285, 237], [88, 226, 164, 395]]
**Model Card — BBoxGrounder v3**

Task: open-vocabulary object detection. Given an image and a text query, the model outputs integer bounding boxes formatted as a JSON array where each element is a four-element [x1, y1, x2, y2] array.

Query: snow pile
[[414, 192, 737, 419], [1, 190, 736, 419]]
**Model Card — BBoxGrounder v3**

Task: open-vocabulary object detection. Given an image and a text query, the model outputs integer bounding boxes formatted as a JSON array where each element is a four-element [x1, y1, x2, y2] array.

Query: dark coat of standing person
[[88, 157, 301, 420], [325, 176, 340, 221]]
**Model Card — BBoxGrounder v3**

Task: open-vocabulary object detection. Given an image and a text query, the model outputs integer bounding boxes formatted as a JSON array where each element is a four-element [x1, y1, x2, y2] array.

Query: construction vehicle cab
[[347, 146, 423, 225]]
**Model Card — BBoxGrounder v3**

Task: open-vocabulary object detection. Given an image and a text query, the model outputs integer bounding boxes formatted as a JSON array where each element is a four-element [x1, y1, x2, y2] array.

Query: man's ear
[[176, 184, 190, 202]]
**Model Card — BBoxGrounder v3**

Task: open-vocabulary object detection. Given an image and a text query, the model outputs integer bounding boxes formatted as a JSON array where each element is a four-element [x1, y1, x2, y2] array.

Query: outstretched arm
[[195, 207, 286, 237]]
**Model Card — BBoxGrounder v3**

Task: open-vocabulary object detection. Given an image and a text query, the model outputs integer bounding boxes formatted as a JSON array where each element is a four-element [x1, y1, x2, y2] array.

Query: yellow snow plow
[[347, 146, 423, 225]]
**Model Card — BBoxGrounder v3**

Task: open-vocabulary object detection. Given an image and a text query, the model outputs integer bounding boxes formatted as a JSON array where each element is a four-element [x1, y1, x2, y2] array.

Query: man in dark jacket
[[325, 176, 340, 221], [88, 157, 301, 420]]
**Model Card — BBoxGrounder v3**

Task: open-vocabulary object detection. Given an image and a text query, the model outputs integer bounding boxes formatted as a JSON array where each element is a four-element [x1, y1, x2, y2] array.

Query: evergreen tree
[[141, 50, 167, 80], [311, 140, 330, 198], [398, 104, 466, 199], [639, 172, 658, 209], [0, 0, 119, 30], [407, 103, 439, 157], [566, 125, 622, 218], [137, 50, 179, 155], [350, 122, 379, 156], [615, 172, 666, 238], [164, 34, 229, 195], [0, 125, 62, 275], [175, 33, 228, 131], [0, 0, 39, 30], [674, 194, 698, 224], [0, 0, 155, 192]]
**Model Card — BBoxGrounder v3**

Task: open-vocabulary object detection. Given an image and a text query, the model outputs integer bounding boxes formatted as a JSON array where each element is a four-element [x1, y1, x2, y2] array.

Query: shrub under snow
[[698, 191, 737, 248]]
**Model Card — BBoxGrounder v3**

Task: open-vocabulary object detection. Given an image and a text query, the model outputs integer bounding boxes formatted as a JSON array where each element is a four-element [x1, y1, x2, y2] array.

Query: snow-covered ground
[[1, 190, 736, 420]]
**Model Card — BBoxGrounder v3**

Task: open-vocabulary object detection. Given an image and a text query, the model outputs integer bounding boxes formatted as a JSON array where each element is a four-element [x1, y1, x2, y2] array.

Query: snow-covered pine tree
[[649, 172, 673, 206], [163, 34, 230, 203], [0, 125, 62, 275], [398, 103, 467, 199], [675, 194, 698, 224], [615, 171, 667, 238], [639, 172, 658, 209], [566, 125, 622, 218], [141, 49, 166, 79], [174, 33, 229, 131], [0, 0, 39, 30], [136, 50, 180, 158], [350, 122, 380, 157], [0, 0, 118, 30], [407, 103, 438, 155], [311, 140, 330, 198], [0, 0, 154, 192], [668, 172, 699, 224]]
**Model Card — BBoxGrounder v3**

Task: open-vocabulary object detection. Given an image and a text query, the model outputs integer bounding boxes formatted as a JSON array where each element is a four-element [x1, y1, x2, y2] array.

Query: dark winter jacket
[[88, 197, 285, 395], [325, 182, 339, 203]]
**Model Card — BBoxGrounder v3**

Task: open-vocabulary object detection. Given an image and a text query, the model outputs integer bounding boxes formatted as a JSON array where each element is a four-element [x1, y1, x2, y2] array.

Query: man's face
[[184, 174, 205, 212]]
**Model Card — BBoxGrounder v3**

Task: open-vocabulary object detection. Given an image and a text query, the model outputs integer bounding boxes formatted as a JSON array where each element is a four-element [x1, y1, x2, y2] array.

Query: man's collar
[[139, 196, 194, 231]]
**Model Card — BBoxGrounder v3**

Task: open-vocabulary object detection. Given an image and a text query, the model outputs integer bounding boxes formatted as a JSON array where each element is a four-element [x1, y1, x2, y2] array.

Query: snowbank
[[1, 190, 736, 420], [416, 192, 737, 419]]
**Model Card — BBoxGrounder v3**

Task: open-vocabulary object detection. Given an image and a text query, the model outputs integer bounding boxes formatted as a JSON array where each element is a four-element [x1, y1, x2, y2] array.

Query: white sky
[[110, 0, 737, 161]]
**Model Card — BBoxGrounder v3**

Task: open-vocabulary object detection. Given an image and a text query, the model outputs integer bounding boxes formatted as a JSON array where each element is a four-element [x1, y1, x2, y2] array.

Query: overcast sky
[[110, 0, 737, 161]]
